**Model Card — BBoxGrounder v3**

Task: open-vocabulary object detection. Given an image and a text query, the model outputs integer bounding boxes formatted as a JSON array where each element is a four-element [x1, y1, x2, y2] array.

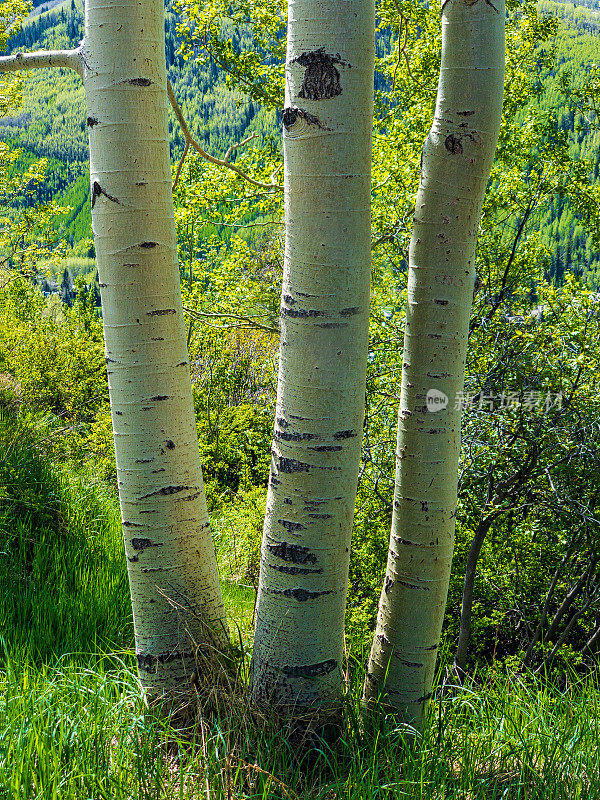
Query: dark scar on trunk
[[274, 587, 333, 601], [292, 48, 345, 100], [267, 540, 317, 564], [269, 564, 323, 575], [333, 429, 356, 440], [444, 134, 463, 155], [131, 537, 163, 550], [136, 650, 194, 672], [127, 77, 152, 86], [282, 659, 337, 677], [277, 519, 307, 532], [91, 181, 121, 209], [278, 456, 311, 473], [87, 117, 99, 127], [281, 306, 325, 318], [138, 485, 191, 499], [147, 308, 176, 316], [396, 578, 431, 591], [395, 656, 424, 668], [281, 106, 327, 130], [275, 429, 317, 442]]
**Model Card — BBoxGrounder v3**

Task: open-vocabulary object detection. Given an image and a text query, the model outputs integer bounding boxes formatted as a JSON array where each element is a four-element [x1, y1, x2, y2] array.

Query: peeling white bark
[[250, 0, 374, 707], [363, 0, 505, 727], [0, 0, 229, 692]]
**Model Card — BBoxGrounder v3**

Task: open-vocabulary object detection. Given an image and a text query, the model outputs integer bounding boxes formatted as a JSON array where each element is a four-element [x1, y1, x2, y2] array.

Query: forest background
[[2, 0, 600, 795]]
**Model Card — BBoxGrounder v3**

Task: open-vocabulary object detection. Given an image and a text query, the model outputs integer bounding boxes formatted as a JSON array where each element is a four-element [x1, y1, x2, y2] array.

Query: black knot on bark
[[282, 659, 337, 677], [292, 48, 345, 100], [282, 107, 298, 129], [281, 106, 327, 131], [267, 540, 317, 564], [445, 133, 463, 155]]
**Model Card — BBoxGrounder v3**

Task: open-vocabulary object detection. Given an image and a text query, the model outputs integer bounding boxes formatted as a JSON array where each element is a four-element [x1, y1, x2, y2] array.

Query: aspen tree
[[363, 0, 505, 727], [250, 0, 374, 707], [0, 0, 228, 692]]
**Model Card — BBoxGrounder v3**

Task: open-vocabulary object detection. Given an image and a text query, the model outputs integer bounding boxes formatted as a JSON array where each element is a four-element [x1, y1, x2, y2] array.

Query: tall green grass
[[1, 410, 599, 798], [0, 410, 132, 664], [0, 411, 254, 663], [1, 657, 599, 799]]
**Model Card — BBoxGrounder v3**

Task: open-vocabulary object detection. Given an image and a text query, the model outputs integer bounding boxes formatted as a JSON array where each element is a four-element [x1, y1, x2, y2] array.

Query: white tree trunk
[[363, 0, 505, 728], [83, 0, 229, 691], [1, 0, 229, 693], [250, 0, 374, 708]]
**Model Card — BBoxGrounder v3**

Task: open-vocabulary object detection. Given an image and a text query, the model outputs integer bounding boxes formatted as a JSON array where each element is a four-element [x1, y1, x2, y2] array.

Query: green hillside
[[2, 1, 600, 283], [1, 1, 277, 249], [533, 6, 600, 281]]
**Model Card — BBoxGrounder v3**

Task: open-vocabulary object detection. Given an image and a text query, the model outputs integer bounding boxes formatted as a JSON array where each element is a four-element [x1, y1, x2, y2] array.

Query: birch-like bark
[[1, 0, 229, 693], [363, 0, 505, 727], [83, 0, 228, 690], [250, 0, 374, 707]]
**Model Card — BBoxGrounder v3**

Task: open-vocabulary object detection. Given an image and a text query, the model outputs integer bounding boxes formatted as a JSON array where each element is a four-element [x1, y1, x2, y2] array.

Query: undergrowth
[[1, 411, 599, 798], [1, 655, 599, 799]]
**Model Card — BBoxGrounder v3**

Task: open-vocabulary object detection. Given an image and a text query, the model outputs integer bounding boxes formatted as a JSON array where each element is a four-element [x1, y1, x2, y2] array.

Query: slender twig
[[183, 306, 280, 335], [582, 618, 600, 657], [167, 80, 282, 192], [172, 140, 189, 191], [204, 219, 282, 229]]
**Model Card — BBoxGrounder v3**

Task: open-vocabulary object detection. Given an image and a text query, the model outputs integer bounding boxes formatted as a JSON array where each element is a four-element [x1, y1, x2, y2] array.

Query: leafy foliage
[[2, 0, 600, 683]]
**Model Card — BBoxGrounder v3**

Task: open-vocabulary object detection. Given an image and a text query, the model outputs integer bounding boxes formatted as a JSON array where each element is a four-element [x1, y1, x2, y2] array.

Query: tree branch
[[167, 80, 282, 192], [182, 306, 280, 335], [172, 140, 189, 191], [0, 48, 84, 78]]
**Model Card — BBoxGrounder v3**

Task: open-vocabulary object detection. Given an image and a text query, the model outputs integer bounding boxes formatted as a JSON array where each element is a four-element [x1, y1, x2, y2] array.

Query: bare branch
[[167, 80, 282, 192], [0, 47, 84, 78], [183, 306, 280, 335], [203, 219, 282, 229], [172, 140, 189, 191]]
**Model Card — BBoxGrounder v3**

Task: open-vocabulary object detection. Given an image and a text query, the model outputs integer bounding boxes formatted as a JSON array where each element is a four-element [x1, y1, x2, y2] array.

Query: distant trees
[[1, 0, 230, 692], [59, 268, 72, 305]]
